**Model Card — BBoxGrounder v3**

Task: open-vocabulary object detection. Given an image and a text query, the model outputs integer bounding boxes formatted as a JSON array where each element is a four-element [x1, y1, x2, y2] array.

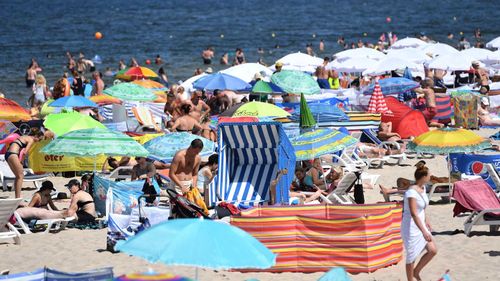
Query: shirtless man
[[189, 90, 210, 120], [415, 78, 437, 125], [91, 71, 104, 96], [478, 97, 500, 126], [25, 63, 37, 89], [169, 139, 203, 195], [433, 69, 447, 88], [171, 104, 202, 133], [201, 47, 214, 65], [472, 61, 490, 94], [66, 52, 76, 72]]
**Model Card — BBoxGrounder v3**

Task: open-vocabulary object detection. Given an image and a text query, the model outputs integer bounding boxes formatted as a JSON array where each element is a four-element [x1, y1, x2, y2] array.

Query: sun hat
[[481, 96, 489, 105], [40, 181, 56, 192], [64, 179, 81, 188]]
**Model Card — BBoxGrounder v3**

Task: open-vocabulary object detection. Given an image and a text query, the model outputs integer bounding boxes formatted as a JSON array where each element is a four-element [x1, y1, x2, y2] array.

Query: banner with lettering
[[28, 140, 107, 172]]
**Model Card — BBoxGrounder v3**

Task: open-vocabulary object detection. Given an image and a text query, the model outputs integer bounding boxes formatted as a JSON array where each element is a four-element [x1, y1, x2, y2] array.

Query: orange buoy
[[95, 32, 103, 40]]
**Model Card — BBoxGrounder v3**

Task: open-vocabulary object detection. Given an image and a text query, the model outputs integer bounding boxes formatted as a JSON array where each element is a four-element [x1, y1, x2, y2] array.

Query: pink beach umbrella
[[367, 81, 392, 115]]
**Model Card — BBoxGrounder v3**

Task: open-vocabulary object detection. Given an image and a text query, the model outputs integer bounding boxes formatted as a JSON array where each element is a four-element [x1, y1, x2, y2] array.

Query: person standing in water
[[202, 47, 214, 64]]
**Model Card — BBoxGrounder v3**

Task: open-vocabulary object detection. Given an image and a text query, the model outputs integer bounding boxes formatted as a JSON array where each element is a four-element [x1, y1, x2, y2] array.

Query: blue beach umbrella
[[362, 77, 419, 96], [143, 133, 215, 163], [50, 95, 98, 107], [193, 72, 251, 91], [291, 128, 358, 161], [115, 219, 276, 278]]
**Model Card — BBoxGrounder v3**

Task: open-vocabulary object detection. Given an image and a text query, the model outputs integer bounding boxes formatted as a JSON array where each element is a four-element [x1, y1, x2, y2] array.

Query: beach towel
[[432, 94, 453, 124], [184, 187, 209, 215], [453, 94, 478, 129], [452, 179, 500, 217]]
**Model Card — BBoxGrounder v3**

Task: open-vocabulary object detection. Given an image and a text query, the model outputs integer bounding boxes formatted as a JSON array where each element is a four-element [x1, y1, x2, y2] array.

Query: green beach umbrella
[[43, 111, 105, 136], [299, 93, 316, 128], [271, 70, 321, 95], [41, 128, 148, 157], [251, 80, 274, 94], [103, 83, 157, 102]]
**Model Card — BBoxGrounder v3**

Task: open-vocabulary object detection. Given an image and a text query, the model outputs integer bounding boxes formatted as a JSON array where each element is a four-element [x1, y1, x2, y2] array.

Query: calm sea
[[1, 0, 498, 105]]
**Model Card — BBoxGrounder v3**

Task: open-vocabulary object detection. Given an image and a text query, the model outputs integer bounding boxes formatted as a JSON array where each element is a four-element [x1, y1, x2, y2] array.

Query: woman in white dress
[[401, 163, 437, 281]]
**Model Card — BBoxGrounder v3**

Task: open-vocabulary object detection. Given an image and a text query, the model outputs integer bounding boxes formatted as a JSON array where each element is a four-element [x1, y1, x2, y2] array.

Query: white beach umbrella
[[390, 37, 428, 49], [483, 50, 500, 63], [179, 73, 208, 97], [271, 52, 324, 73], [427, 53, 475, 71], [486, 36, 500, 49], [333, 47, 386, 61], [420, 43, 459, 57], [386, 48, 431, 63], [327, 58, 378, 72], [220, 63, 273, 82], [460, 48, 494, 61], [362, 57, 422, 76]]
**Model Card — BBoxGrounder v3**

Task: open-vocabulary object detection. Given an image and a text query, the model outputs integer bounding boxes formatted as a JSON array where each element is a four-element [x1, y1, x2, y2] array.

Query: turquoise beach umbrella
[[271, 70, 321, 95], [103, 83, 157, 102], [143, 133, 215, 163], [116, 219, 276, 278], [291, 128, 358, 161]]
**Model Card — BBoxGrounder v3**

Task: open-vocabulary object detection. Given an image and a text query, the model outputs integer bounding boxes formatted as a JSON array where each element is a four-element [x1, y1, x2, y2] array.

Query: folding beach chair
[[0, 198, 22, 245], [131, 106, 163, 132], [13, 212, 74, 234], [362, 128, 407, 166], [452, 179, 500, 236], [304, 172, 359, 204], [0, 155, 49, 192]]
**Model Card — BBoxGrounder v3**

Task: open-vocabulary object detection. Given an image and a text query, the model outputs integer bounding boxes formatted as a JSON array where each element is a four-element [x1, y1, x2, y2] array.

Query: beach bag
[[141, 178, 157, 204], [215, 202, 240, 218], [353, 176, 365, 204], [453, 94, 478, 129]]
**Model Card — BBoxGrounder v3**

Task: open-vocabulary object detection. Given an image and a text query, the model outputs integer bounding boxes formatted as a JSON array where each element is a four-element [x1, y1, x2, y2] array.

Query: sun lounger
[[303, 172, 359, 204], [131, 106, 162, 132], [452, 178, 500, 236], [103, 166, 133, 181], [0, 155, 49, 192], [485, 163, 500, 195], [362, 128, 407, 166], [0, 198, 22, 245], [13, 212, 75, 234]]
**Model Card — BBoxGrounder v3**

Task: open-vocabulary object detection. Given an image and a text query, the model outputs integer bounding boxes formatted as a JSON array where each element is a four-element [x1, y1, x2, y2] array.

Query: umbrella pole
[[448, 153, 452, 203]]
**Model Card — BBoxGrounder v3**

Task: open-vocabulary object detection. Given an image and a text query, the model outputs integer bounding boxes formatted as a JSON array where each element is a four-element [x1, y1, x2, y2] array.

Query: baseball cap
[[64, 179, 81, 188], [40, 181, 56, 192]]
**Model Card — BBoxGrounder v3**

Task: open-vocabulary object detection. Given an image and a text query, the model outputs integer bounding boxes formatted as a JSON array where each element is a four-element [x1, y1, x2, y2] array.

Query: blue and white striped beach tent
[[210, 122, 296, 207]]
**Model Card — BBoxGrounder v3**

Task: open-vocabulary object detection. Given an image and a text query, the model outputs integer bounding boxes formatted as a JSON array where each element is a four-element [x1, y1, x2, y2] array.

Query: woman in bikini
[[27, 181, 58, 210], [5, 129, 44, 198], [171, 104, 202, 133], [65, 179, 96, 224]]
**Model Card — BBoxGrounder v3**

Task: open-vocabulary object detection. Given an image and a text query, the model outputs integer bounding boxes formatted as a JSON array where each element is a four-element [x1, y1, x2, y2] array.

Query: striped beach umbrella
[[367, 82, 392, 114], [41, 128, 148, 157], [116, 66, 159, 81], [291, 128, 358, 161], [0, 97, 31, 122]]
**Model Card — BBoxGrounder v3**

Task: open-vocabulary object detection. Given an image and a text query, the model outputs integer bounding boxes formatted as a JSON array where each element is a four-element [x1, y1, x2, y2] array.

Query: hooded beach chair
[[0, 155, 48, 192], [452, 178, 500, 236], [211, 122, 296, 207], [0, 198, 22, 245]]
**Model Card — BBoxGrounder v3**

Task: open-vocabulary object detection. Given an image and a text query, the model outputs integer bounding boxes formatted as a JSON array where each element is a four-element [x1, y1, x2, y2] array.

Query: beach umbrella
[[486, 36, 500, 49], [291, 128, 358, 161], [408, 128, 491, 154], [41, 128, 148, 157], [115, 219, 276, 279], [333, 47, 386, 61], [271, 70, 321, 95], [219, 101, 290, 118], [0, 120, 17, 140], [427, 53, 475, 71], [403, 67, 413, 80], [0, 97, 31, 122], [115, 272, 195, 281], [115, 66, 159, 81], [143, 133, 215, 163], [250, 80, 283, 95], [89, 94, 122, 105], [299, 93, 316, 129], [484, 50, 500, 63], [193, 72, 251, 91], [43, 111, 106, 136], [390, 37, 428, 49], [362, 57, 422, 76], [50, 95, 98, 108], [367, 81, 392, 115], [327, 58, 378, 72], [220, 63, 273, 82], [362, 78, 419, 95], [104, 83, 157, 102], [420, 43, 458, 57], [386, 48, 431, 63], [318, 267, 352, 281], [273, 52, 324, 73], [460, 48, 493, 61], [132, 79, 168, 91], [180, 73, 208, 95]]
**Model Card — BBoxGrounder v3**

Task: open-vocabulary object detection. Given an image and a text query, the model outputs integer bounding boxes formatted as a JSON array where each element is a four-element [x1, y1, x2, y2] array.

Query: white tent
[[220, 63, 273, 82], [460, 48, 494, 61], [427, 54, 475, 71], [486, 36, 500, 49], [272, 52, 324, 73], [327, 58, 378, 73], [386, 48, 431, 63], [390, 37, 428, 49], [362, 57, 422, 76], [333, 47, 386, 62], [420, 43, 459, 57]]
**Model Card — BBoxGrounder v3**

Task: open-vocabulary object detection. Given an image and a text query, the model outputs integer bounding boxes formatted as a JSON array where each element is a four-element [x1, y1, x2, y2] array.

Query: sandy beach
[[1, 128, 497, 281]]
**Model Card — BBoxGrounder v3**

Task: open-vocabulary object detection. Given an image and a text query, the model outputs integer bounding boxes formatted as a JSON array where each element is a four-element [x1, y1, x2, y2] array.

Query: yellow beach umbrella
[[408, 127, 491, 154]]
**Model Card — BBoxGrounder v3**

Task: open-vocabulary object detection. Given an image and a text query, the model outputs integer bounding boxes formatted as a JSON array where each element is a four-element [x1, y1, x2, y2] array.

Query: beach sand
[[1, 128, 498, 281]]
